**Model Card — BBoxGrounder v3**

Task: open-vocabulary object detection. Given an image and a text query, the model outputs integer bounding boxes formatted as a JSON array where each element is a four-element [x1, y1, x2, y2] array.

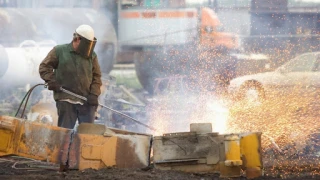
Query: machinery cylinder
[[0, 41, 54, 86]]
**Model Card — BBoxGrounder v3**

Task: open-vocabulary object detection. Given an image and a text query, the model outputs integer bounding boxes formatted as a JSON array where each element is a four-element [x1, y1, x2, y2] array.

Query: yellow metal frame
[[0, 115, 152, 170]]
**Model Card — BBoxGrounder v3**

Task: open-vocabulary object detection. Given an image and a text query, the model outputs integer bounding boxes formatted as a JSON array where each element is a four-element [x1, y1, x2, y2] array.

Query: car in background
[[228, 52, 320, 103]]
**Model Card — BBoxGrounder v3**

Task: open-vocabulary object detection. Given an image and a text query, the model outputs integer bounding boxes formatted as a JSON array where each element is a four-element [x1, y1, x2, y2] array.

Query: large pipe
[[0, 40, 54, 86]]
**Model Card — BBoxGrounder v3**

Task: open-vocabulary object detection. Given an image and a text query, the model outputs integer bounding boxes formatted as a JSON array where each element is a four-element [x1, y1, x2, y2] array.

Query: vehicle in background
[[125, 2, 239, 94], [228, 51, 320, 103], [118, 3, 239, 54]]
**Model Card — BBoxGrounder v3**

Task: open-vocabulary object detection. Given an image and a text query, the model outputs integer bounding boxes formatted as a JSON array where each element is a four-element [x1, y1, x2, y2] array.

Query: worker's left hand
[[87, 94, 98, 106]]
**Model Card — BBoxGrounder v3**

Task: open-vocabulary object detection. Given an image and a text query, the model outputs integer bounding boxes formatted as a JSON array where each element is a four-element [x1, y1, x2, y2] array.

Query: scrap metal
[[0, 115, 152, 170], [153, 123, 263, 179]]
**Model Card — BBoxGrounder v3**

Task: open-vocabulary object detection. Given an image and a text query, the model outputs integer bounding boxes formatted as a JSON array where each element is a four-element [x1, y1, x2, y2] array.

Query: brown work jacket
[[39, 43, 102, 103]]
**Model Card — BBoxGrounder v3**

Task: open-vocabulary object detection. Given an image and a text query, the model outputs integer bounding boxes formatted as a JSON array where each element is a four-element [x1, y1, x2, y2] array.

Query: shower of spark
[[206, 100, 229, 133], [228, 94, 320, 148], [148, 85, 320, 177], [148, 93, 230, 136], [226, 93, 320, 177]]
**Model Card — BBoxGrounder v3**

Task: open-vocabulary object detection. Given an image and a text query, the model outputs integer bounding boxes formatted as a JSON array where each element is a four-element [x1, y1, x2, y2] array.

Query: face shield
[[75, 33, 97, 58]]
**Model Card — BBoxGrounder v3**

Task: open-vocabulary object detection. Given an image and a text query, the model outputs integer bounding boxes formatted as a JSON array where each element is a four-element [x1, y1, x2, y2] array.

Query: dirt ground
[[0, 158, 320, 180]]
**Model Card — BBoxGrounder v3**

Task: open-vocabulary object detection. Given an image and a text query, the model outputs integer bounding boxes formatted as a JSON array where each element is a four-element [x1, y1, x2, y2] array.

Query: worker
[[39, 24, 102, 129]]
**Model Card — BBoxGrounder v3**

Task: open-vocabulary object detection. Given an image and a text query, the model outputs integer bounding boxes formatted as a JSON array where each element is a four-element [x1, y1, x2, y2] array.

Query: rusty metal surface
[[16, 122, 72, 162], [0, 115, 71, 164]]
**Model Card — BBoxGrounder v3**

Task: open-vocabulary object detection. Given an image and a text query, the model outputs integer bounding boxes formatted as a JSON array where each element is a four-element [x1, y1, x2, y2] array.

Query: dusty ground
[[0, 158, 320, 180]]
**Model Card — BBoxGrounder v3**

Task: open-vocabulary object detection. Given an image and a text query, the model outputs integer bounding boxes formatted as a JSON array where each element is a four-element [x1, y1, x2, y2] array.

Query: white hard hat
[[75, 24, 95, 41]]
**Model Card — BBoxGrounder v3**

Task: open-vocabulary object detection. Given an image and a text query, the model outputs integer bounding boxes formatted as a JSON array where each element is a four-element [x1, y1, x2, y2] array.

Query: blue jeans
[[56, 101, 97, 129]]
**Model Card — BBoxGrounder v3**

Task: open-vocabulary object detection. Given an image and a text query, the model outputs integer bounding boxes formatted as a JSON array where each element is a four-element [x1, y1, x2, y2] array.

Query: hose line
[[15, 83, 46, 118], [14, 83, 158, 132]]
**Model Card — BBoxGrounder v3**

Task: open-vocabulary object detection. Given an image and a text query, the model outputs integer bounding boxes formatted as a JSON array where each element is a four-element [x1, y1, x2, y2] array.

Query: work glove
[[87, 94, 98, 106], [47, 82, 62, 92]]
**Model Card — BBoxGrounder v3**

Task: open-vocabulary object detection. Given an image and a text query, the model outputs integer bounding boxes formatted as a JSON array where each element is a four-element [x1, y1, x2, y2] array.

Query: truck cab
[[200, 7, 239, 51]]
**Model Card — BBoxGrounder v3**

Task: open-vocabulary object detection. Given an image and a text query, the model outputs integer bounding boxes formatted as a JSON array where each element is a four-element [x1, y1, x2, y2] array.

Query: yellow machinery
[[153, 123, 263, 179], [0, 115, 152, 170], [0, 116, 262, 178]]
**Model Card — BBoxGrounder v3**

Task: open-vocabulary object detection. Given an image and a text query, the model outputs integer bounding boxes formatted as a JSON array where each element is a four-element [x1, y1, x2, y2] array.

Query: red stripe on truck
[[120, 12, 140, 18], [142, 12, 156, 18], [158, 11, 185, 18], [120, 11, 196, 19], [186, 11, 196, 18]]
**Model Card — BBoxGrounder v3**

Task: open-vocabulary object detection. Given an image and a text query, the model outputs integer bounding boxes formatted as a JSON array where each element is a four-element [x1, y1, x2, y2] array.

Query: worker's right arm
[[39, 47, 59, 83]]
